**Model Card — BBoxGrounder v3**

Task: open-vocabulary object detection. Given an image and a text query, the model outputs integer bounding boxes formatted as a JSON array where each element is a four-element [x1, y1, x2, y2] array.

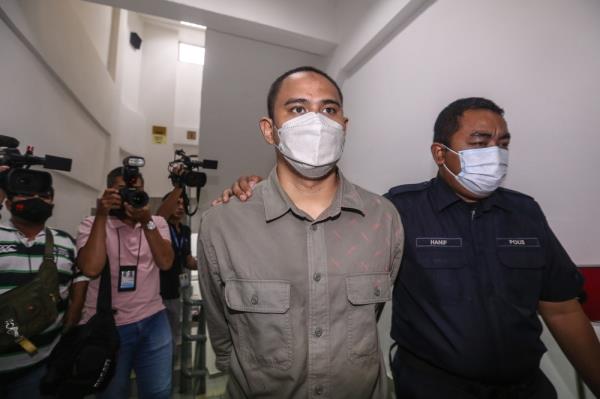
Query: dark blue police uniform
[[386, 176, 583, 399]]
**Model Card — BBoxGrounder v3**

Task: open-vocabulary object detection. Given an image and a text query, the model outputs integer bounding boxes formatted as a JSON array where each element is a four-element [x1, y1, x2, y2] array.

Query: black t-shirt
[[385, 176, 583, 384], [160, 223, 191, 300]]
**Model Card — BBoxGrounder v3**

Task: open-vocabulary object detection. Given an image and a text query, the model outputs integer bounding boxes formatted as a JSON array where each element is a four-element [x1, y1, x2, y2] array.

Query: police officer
[[386, 97, 600, 398]]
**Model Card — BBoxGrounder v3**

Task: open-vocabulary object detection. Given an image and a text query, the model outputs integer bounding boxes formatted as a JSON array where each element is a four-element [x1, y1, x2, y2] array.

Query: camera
[[118, 156, 149, 209], [0, 135, 72, 196], [168, 149, 218, 188], [168, 149, 218, 216]]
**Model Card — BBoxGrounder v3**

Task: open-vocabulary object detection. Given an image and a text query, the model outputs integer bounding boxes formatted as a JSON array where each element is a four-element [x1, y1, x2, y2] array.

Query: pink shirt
[[77, 215, 171, 326]]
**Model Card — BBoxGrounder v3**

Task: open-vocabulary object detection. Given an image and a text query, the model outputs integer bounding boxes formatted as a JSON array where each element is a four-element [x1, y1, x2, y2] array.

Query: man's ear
[[259, 117, 277, 145], [430, 143, 447, 166]]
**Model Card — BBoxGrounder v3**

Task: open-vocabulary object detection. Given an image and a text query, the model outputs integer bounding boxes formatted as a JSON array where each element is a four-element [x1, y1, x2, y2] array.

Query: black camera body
[[118, 156, 149, 209], [167, 149, 218, 216], [168, 149, 217, 188], [0, 135, 72, 196]]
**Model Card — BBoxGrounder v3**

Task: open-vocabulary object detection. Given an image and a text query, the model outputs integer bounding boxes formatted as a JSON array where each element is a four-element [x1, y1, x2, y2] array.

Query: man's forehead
[[278, 72, 341, 102], [459, 109, 507, 130]]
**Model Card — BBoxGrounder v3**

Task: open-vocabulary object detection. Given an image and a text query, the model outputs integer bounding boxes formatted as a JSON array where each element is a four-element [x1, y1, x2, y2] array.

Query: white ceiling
[[85, 0, 341, 55], [84, 0, 435, 81]]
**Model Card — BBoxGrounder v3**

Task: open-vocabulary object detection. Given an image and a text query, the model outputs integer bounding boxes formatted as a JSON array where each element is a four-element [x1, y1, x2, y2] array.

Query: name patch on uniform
[[416, 238, 462, 248], [496, 237, 540, 247]]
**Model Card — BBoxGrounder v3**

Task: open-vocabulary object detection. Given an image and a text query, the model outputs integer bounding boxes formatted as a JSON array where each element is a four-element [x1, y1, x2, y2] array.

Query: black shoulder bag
[[41, 259, 120, 397], [0, 228, 60, 354]]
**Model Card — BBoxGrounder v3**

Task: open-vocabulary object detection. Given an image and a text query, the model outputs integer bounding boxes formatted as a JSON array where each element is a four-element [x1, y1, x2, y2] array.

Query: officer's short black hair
[[433, 97, 505, 146], [267, 66, 343, 120], [106, 167, 144, 188]]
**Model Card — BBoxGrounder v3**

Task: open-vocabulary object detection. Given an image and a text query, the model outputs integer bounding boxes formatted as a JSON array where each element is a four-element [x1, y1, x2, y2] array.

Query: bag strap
[[96, 258, 112, 313], [38, 229, 59, 301], [43, 228, 54, 261]]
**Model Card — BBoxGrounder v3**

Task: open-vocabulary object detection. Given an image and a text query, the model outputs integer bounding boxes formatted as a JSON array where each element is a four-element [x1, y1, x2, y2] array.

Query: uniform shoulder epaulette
[[387, 181, 430, 197], [497, 187, 534, 200]]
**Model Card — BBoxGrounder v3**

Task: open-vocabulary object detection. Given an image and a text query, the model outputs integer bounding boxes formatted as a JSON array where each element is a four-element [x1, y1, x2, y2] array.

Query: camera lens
[[120, 188, 149, 208]]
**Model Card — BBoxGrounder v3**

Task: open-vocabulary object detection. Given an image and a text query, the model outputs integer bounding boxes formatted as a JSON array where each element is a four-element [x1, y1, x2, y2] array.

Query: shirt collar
[[263, 168, 365, 222], [430, 176, 462, 212], [5, 220, 47, 241], [430, 176, 511, 213], [481, 189, 512, 213]]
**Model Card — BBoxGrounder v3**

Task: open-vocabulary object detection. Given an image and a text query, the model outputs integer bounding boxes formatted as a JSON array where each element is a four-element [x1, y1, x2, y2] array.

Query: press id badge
[[118, 265, 138, 292], [179, 272, 190, 288]]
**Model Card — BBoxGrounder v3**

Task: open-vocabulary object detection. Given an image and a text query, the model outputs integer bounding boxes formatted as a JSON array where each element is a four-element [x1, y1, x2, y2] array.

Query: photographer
[[156, 171, 197, 358], [76, 164, 174, 399], [0, 169, 88, 399]]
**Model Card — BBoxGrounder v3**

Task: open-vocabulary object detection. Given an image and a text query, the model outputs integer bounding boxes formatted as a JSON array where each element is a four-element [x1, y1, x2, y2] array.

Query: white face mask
[[442, 145, 509, 197], [275, 112, 345, 179]]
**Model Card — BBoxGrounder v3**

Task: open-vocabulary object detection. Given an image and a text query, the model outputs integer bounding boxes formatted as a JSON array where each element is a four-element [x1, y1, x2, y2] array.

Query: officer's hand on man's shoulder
[[211, 175, 263, 206]]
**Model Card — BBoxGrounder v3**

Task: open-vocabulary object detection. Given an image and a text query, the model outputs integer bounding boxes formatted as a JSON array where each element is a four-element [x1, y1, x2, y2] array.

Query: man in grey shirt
[[198, 66, 404, 399]]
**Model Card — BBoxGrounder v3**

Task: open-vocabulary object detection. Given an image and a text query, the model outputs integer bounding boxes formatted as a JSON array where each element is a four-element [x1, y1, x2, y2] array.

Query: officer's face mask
[[275, 112, 345, 179], [442, 145, 509, 197], [10, 197, 54, 224]]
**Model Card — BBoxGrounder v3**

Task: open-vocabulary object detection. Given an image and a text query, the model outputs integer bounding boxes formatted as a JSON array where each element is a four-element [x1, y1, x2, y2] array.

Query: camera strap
[[186, 186, 201, 216]]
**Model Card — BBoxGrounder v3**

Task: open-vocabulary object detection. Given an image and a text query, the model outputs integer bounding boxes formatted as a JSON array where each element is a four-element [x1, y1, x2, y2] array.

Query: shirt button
[[314, 385, 323, 395], [313, 272, 321, 282], [374, 287, 381, 297], [311, 224, 318, 231], [250, 294, 258, 305], [314, 327, 322, 337]]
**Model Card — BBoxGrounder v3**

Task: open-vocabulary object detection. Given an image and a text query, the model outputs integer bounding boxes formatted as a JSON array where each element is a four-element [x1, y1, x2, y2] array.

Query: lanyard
[[116, 227, 142, 267], [169, 224, 185, 253]]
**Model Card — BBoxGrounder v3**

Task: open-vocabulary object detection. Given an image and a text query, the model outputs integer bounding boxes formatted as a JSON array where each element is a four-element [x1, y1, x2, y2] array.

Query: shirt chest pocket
[[414, 248, 467, 305], [496, 246, 545, 307], [345, 273, 391, 363], [225, 279, 292, 370]]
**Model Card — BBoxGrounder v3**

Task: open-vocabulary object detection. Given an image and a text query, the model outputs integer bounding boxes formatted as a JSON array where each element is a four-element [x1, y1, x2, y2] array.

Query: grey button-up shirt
[[199, 169, 404, 399]]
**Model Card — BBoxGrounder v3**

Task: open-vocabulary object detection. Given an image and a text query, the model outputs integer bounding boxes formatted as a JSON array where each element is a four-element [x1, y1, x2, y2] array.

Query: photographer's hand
[[124, 203, 152, 224], [126, 202, 174, 270], [97, 188, 122, 216], [78, 189, 120, 278]]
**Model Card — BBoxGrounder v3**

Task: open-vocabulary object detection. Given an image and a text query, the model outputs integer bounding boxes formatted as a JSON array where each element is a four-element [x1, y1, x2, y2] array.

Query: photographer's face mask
[[10, 197, 54, 224], [442, 145, 509, 197], [275, 112, 345, 179]]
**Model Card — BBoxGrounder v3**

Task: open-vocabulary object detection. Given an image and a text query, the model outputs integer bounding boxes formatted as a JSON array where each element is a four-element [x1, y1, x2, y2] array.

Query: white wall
[[137, 20, 205, 198], [0, 0, 115, 233], [339, 0, 600, 266], [337, 0, 600, 397], [68, 0, 113, 68], [198, 29, 324, 210]]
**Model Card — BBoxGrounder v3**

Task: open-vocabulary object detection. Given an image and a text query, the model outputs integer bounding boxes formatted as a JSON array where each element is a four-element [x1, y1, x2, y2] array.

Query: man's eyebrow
[[470, 131, 493, 138], [283, 98, 309, 106], [282, 98, 341, 107], [321, 99, 341, 107], [469, 131, 511, 140]]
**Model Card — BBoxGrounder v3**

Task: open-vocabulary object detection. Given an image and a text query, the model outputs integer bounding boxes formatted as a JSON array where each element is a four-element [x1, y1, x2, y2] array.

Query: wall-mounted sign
[[152, 125, 167, 144], [186, 130, 197, 140]]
